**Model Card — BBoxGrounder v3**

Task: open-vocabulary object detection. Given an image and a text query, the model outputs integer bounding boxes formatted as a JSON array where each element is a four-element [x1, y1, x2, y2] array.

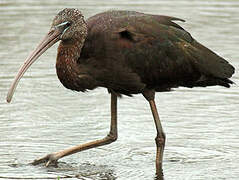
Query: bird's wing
[[111, 13, 234, 87], [82, 11, 234, 94]]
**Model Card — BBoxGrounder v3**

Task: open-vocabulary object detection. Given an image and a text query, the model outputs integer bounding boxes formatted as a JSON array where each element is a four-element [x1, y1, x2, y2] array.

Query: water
[[0, 0, 238, 179]]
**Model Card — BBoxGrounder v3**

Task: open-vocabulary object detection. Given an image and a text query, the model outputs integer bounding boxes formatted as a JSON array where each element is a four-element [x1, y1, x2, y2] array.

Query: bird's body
[[56, 10, 234, 96], [7, 9, 235, 178]]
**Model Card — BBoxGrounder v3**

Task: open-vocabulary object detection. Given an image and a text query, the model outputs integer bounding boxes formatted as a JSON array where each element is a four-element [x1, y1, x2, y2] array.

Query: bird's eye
[[65, 21, 71, 27], [56, 21, 71, 28]]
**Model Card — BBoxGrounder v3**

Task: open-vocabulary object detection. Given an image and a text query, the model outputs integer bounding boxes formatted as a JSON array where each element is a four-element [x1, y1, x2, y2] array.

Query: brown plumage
[[7, 8, 235, 178], [54, 10, 234, 96]]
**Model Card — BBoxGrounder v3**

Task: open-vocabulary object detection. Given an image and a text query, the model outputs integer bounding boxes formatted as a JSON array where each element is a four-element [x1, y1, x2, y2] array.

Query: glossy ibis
[[7, 8, 234, 176]]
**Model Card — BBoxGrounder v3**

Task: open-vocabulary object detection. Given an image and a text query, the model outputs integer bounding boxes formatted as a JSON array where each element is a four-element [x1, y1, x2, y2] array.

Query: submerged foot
[[31, 153, 59, 167]]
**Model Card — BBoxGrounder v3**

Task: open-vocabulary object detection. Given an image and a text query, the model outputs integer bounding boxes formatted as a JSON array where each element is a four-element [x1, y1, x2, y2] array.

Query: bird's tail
[[189, 40, 235, 88]]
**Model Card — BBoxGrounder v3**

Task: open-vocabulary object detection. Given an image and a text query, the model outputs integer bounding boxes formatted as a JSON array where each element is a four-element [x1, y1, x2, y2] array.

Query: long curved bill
[[6, 28, 62, 103]]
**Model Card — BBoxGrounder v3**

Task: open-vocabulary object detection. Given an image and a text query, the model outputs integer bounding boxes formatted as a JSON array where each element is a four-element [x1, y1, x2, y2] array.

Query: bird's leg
[[31, 93, 118, 166], [143, 89, 166, 177]]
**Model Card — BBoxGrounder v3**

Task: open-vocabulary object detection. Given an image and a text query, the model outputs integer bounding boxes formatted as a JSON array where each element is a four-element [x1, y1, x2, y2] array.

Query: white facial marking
[[55, 21, 70, 39], [61, 26, 70, 37], [56, 21, 69, 28]]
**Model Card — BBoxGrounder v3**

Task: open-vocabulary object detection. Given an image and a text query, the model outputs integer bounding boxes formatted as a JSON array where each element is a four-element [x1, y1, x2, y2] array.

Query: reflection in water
[[5, 162, 117, 179], [0, 0, 238, 179], [74, 163, 116, 179], [155, 171, 164, 180]]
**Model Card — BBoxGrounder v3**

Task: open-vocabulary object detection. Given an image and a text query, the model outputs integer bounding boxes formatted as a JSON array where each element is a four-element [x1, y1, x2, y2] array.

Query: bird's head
[[51, 8, 87, 41], [6, 8, 87, 103]]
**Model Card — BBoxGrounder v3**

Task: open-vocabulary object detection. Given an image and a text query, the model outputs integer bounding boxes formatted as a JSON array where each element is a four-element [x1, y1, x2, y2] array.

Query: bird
[[7, 8, 234, 177]]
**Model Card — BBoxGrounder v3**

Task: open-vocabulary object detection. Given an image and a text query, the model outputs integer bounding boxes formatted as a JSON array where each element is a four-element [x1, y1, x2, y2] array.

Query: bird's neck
[[57, 38, 84, 60], [55, 38, 85, 91]]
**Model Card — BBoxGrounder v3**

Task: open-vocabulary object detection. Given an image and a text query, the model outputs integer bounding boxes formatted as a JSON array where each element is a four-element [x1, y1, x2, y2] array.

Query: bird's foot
[[30, 153, 60, 167]]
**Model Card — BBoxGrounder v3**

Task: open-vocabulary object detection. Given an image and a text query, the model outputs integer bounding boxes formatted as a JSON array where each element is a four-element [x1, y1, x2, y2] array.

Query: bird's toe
[[30, 153, 59, 167]]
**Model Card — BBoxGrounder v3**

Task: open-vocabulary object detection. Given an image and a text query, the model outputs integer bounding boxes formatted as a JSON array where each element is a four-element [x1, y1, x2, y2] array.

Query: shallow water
[[0, 0, 238, 179]]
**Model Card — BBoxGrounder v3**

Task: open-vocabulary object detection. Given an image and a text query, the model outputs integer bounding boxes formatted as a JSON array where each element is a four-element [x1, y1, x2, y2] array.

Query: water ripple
[[0, 0, 239, 180]]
